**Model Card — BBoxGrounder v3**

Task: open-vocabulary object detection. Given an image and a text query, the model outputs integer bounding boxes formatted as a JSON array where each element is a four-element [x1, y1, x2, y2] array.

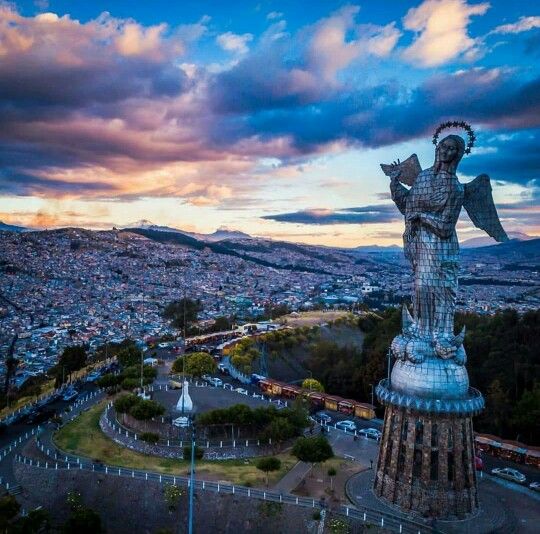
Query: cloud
[[0, 1, 537, 230], [459, 129, 540, 185], [267, 12, 283, 21], [210, 6, 400, 114], [403, 0, 490, 67], [262, 205, 399, 225], [490, 16, 540, 35], [216, 31, 254, 54]]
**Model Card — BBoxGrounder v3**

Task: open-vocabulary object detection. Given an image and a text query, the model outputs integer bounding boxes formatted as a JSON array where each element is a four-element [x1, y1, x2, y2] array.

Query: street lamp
[[187, 418, 196, 534], [369, 383, 374, 407]]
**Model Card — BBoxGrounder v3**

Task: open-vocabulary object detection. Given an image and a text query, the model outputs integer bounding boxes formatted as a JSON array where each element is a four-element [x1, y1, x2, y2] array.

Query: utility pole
[[140, 294, 145, 391], [188, 420, 196, 534], [181, 289, 187, 415]]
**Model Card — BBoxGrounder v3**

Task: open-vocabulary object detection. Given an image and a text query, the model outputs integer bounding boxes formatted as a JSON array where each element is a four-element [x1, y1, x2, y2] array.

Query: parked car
[[62, 387, 78, 402], [316, 412, 332, 424], [335, 420, 357, 432], [529, 481, 540, 492], [202, 375, 212, 383], [223, 383, 234, 391], [491, 467, 526, 484], [209, 377, 223, 387], [235, 388, 248, 395], [358, 428, 382, 440]]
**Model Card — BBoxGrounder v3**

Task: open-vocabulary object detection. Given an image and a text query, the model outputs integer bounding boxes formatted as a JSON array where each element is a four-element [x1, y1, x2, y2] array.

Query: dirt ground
[[291, 458, 365, 508]]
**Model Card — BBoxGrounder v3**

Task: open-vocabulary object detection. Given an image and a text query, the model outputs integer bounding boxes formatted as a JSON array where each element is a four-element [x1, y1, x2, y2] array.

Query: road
[[0, 381, 100, 450]]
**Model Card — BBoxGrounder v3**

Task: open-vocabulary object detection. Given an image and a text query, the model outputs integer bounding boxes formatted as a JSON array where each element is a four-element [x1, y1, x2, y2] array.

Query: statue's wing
[[463, 174, 509, 242], [380, 154, 422, 186]]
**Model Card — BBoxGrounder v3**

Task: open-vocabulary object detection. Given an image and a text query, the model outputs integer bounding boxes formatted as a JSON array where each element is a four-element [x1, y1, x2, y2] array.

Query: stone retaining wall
[[100, 409, 279, 460]]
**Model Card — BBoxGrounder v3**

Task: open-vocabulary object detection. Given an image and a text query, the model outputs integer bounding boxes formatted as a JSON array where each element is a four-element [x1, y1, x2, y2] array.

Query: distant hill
[[0, 221, 29, 233], [123, 227, 333, 275], [462, 237, 540, 258], [205, 227, 252, 241], [122, 221, 252, 242], [460, 232, 533, 248]]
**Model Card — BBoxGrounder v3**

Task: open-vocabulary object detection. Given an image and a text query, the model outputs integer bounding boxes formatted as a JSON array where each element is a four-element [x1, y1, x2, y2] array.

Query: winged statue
[[380, 126, 508, 364]]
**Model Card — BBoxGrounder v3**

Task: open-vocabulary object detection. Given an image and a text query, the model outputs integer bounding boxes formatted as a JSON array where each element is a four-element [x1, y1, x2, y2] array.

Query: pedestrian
[[370, 459, 373, 469]]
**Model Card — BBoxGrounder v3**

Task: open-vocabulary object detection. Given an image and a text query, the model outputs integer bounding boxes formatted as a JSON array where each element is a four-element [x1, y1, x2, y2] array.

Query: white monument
[[176, 380, 193, 413]]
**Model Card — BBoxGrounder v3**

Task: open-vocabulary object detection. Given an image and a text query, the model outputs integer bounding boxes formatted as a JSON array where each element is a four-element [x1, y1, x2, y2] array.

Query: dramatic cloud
[[210, 6, 400, 114], [262, 205, 399, 225], [216, 31, 253, 54], [0, 1, 538, 243], [403, 0, 490, 67], [459, 129, 540, 186]]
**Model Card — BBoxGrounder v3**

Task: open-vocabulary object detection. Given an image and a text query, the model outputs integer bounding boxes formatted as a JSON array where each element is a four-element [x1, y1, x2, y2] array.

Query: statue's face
[[437, 138, 459, 163]]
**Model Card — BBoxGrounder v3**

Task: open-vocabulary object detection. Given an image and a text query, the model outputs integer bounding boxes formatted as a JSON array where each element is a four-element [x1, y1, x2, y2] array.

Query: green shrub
[[140, 432, 159, 444], [183, 445, 204, 460]]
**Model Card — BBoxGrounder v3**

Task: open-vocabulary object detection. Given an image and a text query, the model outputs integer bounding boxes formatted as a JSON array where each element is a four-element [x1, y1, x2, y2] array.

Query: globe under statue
[[374, 122, 508, 519]]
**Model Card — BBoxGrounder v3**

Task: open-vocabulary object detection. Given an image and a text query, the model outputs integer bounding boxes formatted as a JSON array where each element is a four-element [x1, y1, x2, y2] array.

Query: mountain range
[[1, 219, 537, 253]]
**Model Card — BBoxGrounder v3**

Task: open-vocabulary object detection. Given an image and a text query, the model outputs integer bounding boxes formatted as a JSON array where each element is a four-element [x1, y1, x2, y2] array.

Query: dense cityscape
[[2, 226, 538, 389]]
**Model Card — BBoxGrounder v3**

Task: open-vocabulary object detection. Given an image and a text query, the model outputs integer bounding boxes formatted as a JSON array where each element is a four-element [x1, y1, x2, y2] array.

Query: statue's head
[[435, 134, 465, 173]]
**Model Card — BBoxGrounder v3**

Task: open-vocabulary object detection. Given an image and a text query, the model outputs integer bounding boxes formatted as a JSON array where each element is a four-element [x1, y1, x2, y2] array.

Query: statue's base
[[374, 403, 479, 520]]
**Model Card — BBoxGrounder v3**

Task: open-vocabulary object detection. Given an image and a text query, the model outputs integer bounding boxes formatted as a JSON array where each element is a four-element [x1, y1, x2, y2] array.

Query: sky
[[0, 0, 539, 247]]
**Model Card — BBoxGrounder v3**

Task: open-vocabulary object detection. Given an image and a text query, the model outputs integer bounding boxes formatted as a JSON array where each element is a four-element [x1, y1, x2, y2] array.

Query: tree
[[117, 344, 142, 368], [114, 394, 140, 414], [129, 399, 165, 421], [256, 457, 282, 486], [328, 466, 337, 490], [3, 334, 19, 395], [173, 352, 216, 377], [261, 418, 295, 448], [0, 494, 20, 529], [15, 508, 52, 533], [292, 436, 334, 468], [302, 378, 324, 392], [163, 298, 201, 330], [62, 507, 102, 534], [512, 383, 540, 444], [55, 345, 87, 385], [96, 373, 121, 389]]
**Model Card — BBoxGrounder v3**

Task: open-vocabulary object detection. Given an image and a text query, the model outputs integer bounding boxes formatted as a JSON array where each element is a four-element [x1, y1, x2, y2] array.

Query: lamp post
[[369, 383, 374, 407], [187, 418, 196, 534]]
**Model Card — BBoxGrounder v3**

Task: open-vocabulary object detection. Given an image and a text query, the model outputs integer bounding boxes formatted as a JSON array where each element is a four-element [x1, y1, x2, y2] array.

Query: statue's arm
[[390, 176, 409, 215], [417, 212, 454, 239]]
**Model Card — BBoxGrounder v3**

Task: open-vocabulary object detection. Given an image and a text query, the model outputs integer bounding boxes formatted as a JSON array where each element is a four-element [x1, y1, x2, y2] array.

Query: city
[[0, 0, 539, 533]]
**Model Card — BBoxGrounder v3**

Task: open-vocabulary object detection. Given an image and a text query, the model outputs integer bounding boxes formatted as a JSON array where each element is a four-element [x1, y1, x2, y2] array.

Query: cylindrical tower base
[[374, 404, 479, 519]]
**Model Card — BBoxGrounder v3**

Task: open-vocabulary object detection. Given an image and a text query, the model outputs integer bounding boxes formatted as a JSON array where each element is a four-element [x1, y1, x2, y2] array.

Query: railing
[[103, 404, 276, 449], [13, 451, 437, 534]]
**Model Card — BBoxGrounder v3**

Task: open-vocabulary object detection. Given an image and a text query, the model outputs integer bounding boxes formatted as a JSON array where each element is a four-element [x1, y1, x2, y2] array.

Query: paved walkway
[[345, 468, 540, 534], [273, 461, 313, 492]]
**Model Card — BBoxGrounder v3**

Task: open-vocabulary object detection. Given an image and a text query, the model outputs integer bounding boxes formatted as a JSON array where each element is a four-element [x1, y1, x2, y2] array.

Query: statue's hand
[[389, 159, 402, 180]]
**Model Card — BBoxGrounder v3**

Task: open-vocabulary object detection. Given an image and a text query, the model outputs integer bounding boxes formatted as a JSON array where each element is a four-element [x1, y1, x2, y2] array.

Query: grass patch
[[54, 401, 295, 487]]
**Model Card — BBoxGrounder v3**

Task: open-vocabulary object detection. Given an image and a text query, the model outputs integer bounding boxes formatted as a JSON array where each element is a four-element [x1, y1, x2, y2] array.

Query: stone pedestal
[[374, 404, 478, 519]]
